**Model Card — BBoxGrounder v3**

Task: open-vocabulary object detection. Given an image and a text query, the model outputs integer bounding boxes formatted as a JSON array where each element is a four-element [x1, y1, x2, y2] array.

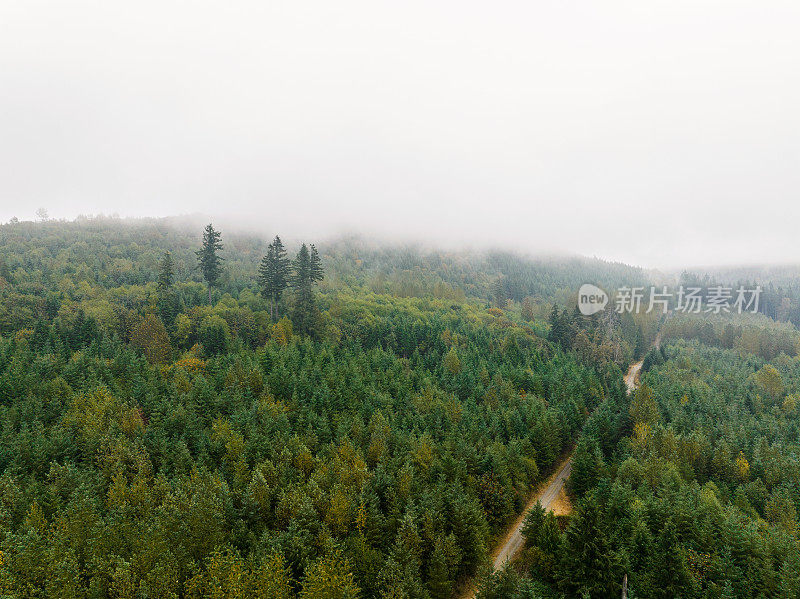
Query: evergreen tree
[[561, 308, 576, 348], [653, 519, 693, 598], [443, 347, 461, 375], [634, 324, 646, 358], [521, 296, 535, 321], [309, 244, 324, 283], [476, 564, 522, 599], [0, 258, 13, 284], [157, 251, 174, 291], [547, 304, 576, 347], [522, 502, 561, 557], [156, 251, 180, 325], [379, 512, 427, 598], [426, 545, 452, 599], [300, 551, 360, 599], [522, 502, 561, 580], [641, 347, 665, 373], [629, 383, 659, 427], [547, 304, 561, 343], [779, 547, 800, 598], [493, 278, 507, 308], [198, 315, 231, 355], [427, 535, 460, 599], [558, 493, 618, 598], [568, 437, 604, 498], [195, 223, 223, 303], [130, 314, 172, 363], [290, 243, 323, 336], [258, 236, 290, 321]]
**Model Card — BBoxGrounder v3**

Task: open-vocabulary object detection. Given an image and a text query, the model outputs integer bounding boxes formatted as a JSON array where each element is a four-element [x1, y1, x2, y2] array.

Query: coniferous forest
[[0, 217, 637, 598], [482, 338, 800, 598], [2, 217, 800, 598]]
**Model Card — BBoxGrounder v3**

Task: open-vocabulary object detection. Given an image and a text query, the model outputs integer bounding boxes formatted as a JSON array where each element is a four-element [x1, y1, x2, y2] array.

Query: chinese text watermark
[[579, 285, 762, 315]]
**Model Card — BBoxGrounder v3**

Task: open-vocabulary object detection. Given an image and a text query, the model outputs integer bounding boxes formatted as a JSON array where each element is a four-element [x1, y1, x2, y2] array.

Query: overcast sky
[[1, 1, 798, 268]]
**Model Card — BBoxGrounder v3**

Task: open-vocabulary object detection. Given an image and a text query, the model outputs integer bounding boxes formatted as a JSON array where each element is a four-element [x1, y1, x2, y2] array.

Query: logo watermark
[[578, 283, 609, 315], [578, 284, 762, 315]]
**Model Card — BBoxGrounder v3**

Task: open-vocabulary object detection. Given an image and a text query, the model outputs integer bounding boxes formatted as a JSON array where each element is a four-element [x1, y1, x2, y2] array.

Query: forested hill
[[0, 216, 640, 598], [0, 215, 646, 311]]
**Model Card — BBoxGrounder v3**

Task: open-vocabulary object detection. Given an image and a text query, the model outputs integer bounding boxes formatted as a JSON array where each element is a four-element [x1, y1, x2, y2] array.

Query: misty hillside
[[0, 216, 647, 597], [0, 215, 648, 327], [3, 217, 800, 598]]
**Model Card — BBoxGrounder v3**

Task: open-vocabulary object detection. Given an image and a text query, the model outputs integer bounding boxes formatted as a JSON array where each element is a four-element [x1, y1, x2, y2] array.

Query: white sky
[[1, 0, 799, 268]]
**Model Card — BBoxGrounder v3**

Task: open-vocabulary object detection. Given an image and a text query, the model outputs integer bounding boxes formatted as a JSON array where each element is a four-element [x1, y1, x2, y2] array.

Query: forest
[[480, 338, 800, 598], [3, 216, 800, 598], [0, 217, 639, 598]]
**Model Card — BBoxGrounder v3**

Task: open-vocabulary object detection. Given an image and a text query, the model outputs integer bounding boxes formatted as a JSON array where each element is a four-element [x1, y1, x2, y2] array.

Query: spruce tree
[[309, 244, 324, 283], [290, 243, 324, 336], [426, 544, 452, 599], [258, 236, 290, 321], [157, 251, 174, 291], [493, 278, 507, 308], [195, 224, 223, 304], [157, 251, 179, 326], [476, 564, 521, 599], [547, 304, 563, 345], [558, 493, 617, 598], [568, 437, 604, 498], [300, 551, 360, 599], [521, 296, 534, 321], [0, 258, 13, 284]]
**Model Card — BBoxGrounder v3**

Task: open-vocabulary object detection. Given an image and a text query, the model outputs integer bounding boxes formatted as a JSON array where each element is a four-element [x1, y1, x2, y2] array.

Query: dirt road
[[492, 359, 642, 569], [491, 456, 573, 569], [624, 360, 642, 392], [464, 358, 644, 596]]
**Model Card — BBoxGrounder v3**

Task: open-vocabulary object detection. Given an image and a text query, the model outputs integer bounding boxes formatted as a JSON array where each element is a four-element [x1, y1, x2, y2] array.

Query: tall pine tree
[[157, 251, 174, 291], [156, 251, 179, 326], [309, 244, 324, 283], [195, 224, 223, 304], [290, 243, 323, 336], [258, 236, 290, 321]]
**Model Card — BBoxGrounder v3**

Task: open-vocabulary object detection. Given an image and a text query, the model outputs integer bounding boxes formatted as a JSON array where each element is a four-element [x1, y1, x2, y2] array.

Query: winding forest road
[[490, 455, 573, 570], [463, 357, 644, 597]]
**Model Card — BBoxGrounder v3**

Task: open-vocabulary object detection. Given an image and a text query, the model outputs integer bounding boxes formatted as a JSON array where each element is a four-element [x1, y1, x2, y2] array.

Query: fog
[[1, 1, 798, 268]]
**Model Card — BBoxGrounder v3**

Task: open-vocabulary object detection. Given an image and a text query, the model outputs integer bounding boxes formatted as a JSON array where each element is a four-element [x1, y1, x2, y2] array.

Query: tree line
[[179, 224, 324, 336]]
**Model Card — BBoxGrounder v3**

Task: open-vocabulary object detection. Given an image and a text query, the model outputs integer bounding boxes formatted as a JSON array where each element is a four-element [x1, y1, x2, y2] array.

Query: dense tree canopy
[[11, 216, 798, 598], [490, 335, 800, 598], [0, 216, 636, 598]]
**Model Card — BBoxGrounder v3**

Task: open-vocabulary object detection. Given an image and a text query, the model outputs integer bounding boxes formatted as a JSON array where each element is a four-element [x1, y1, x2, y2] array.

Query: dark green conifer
[[258, 236, 290, 321], [195, 223, 223, 303], [290, 243, 324, 336], [157, 251, 174, 291]]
